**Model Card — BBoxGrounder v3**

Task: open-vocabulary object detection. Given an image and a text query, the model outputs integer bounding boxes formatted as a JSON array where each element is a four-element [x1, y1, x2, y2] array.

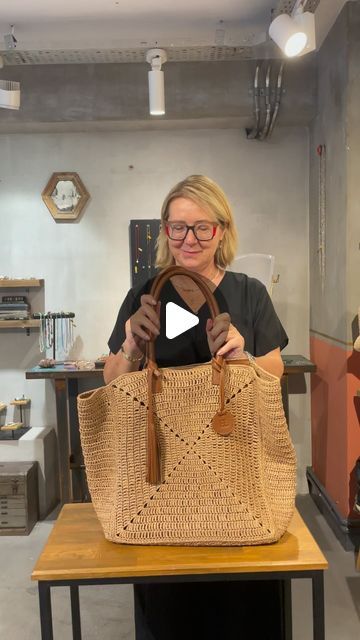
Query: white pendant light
[[146, 48, 167, 116]]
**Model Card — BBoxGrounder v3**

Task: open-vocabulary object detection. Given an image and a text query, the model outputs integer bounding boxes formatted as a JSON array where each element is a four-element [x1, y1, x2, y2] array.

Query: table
[[31, 503, 328, 640], [26, 366, 103, 503], [26, 355, 316, 504], [280, 355, 316, 427]]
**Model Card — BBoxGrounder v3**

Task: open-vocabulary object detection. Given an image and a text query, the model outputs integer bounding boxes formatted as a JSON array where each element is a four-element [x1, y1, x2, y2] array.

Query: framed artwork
[[42, 172, 90, 221]]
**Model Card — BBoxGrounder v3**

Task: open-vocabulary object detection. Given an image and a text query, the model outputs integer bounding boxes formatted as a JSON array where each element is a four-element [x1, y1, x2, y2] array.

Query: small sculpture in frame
[[42, 172, 90, 221]]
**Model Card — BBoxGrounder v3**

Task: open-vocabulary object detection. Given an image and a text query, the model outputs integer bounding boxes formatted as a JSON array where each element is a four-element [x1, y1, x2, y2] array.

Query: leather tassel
[[146, 368, 161, 484]]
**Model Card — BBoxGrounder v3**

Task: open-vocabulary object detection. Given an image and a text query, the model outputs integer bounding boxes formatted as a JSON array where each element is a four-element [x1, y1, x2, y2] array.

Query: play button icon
[[166, 302, 199, 339]]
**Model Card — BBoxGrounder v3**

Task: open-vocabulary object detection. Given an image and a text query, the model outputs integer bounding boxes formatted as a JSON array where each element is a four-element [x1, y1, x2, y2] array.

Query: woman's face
[[166, 197, 224, 273]]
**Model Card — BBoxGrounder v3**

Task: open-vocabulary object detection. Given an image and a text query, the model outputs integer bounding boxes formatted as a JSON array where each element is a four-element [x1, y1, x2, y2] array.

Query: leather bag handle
[[144, 266, 231, 485], [145, 265, 221, 368]]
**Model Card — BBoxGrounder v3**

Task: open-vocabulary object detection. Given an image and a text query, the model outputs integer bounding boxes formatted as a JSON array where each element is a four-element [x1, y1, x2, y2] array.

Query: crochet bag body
[[78, 266, 296, 546]]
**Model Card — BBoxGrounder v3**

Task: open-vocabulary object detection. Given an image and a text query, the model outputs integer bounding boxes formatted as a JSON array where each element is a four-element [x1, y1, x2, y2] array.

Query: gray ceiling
[[0, 0, 346, 65]]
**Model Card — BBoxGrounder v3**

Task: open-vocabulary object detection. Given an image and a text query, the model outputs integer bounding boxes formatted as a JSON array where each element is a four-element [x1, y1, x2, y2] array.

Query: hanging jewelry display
[[130, 219, 161, 287], [134, 224, 142, 275], [317, 144, 326, 293], [146, 223, 152, 279], [34, 311, 75, 360]]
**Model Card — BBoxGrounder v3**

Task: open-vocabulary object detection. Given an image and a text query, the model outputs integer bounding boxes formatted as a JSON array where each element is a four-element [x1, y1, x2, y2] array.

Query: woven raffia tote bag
[[78, 266, 296, 546]]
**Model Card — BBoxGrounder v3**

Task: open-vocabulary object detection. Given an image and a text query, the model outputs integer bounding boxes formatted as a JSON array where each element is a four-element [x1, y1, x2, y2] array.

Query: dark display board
[[129, 219, 161, 288]]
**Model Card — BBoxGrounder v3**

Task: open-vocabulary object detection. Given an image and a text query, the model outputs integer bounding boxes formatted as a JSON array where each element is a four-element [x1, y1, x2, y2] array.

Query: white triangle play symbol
[[166, 302, 199, 339]]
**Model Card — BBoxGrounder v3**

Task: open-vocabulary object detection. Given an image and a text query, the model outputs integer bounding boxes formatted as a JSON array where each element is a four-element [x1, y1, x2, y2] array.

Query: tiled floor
[[0, 494, 359, 639]]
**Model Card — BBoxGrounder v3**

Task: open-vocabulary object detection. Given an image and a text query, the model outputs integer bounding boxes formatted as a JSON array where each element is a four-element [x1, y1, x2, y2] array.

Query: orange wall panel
[[310, 335, 356, 518]]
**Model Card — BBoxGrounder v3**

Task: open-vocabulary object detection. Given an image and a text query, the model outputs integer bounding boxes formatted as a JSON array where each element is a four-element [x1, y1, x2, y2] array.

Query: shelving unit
[[0, 279, 43, 288], [0, 279, 43, 334], [0, 320, 40, 330]]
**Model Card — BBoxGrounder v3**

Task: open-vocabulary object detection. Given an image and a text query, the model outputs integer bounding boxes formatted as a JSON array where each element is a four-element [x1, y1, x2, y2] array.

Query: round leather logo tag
[[212, 411, 235, 436]]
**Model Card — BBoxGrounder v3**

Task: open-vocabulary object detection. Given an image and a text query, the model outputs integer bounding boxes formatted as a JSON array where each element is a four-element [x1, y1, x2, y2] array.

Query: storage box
[[0, 461, 38, 535], [0, 427, 59, 518]]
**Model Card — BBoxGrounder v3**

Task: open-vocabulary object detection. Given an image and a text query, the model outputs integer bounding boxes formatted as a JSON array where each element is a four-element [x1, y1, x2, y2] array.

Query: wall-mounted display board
[[129, 219, 161, 288]]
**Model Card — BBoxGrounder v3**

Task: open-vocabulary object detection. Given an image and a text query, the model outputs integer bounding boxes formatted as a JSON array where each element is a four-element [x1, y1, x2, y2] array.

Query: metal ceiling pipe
[[245, 65, 261, 139], [259, 64, 272, 140], [267, 62, 285, 138]]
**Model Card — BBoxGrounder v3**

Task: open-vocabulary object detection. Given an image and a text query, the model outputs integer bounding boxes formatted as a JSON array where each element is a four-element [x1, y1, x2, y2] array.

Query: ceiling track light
[[4, 24, 17, 50], [0, 79, 20, 110], [0, 54, 20, 110], [269, 0, 316, 58], [146, 48, 167, 116]]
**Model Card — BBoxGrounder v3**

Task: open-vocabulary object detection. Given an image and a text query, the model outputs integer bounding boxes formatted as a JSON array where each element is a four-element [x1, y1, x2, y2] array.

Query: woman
[[104, 175, 288, 639]]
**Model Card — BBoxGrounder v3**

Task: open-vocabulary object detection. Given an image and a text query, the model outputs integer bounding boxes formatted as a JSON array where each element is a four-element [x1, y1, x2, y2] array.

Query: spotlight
[[4, 24, 17, 50], [0, 80, 20, 110], [146, 48, 167, 116], [293, 11, 316, 57], [0, 52, 20, 110], [269, 1, 316, 58]]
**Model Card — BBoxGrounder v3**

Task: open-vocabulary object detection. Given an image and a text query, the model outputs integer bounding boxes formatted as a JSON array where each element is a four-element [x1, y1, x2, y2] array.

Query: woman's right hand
[[124, 295, 161, 357]]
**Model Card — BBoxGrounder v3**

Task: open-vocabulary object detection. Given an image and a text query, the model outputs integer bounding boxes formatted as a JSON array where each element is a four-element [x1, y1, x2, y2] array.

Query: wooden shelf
[[0, 279, 43, 288], [1, 422, 23, 431], [0, 320, 40, 330], [0, 280, 44, 332]]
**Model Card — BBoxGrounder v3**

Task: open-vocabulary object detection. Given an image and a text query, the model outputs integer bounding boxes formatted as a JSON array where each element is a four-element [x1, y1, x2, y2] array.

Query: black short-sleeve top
[[108, 271, 288, 368]]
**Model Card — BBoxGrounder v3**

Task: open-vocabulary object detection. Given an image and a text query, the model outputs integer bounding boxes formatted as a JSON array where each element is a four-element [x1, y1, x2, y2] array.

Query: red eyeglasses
[[165, 222, 217, 241]]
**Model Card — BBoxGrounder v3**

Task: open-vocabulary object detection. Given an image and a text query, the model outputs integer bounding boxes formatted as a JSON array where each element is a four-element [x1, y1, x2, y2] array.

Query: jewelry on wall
[[317, 144, 326, 293], [134, 224, 142, 274], [146, 224, 152, 278], [130, 220, 161, 287]]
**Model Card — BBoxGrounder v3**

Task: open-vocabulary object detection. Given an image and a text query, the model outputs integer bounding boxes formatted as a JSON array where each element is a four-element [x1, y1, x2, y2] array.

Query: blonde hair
[[155, 175, 238, 270]]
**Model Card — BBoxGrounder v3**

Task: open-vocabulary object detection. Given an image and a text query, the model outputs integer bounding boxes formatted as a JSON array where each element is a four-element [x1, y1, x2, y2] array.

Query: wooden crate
[[0, 461, 38, 535]]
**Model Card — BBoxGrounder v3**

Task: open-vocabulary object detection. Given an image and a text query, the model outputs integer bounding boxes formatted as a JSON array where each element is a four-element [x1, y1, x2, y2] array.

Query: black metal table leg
[[70, 585, 82, 639], [312, 571, 325, 640], [282, 579, 293, 640], [54, 379, 72, 503], [38, 582, 53, 640], [68, 379, 87, 502]]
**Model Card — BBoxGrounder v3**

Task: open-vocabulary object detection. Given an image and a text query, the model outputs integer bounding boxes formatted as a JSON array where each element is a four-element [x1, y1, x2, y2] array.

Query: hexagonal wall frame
[[42, 172, 90, 221]]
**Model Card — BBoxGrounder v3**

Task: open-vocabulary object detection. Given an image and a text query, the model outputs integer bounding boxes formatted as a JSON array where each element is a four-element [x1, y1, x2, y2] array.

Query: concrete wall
[[309, 0, 360, 343], [309, 1, 360, 519], [0, 126, 311, 490], [347, 3, 360, 325], [0, 58, 316, 130], [309, 6, 348, 342]]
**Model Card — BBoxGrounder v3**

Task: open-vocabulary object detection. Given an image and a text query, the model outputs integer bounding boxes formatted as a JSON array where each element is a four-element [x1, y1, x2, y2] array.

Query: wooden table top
[[32, 504, 327, 582], [26, 355, 315, 380], [25, 365, 104, 380]]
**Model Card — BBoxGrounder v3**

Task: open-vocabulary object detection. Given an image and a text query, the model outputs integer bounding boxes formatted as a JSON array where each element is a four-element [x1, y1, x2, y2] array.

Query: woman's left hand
[[206, 313, 245, 359]]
